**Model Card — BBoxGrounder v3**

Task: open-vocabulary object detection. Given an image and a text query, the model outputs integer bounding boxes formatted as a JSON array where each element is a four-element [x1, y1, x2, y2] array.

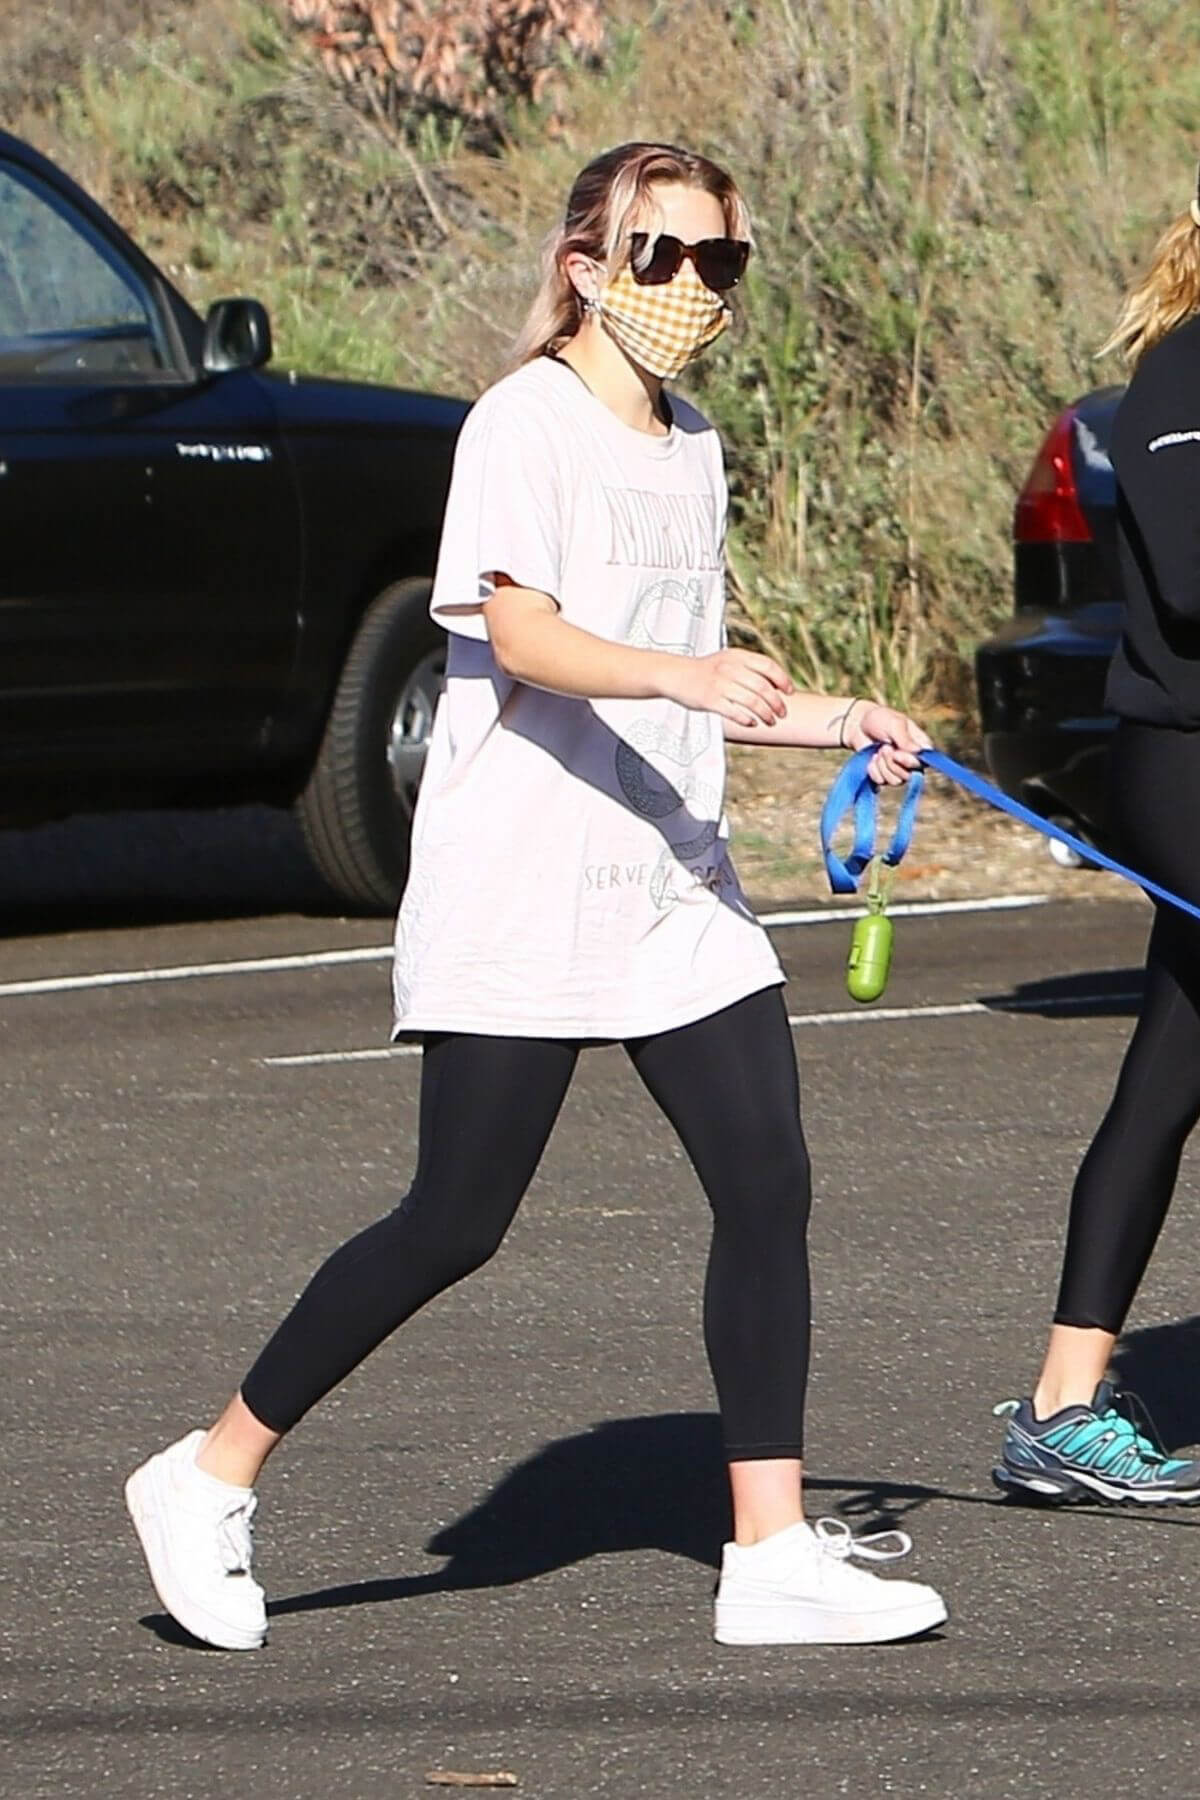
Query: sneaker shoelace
[[813, 1517, 913, 1564], [993, 1389, 1175, 1471], [216, 1493, 258, 1577], [1105, 1389, 1173, 1465]]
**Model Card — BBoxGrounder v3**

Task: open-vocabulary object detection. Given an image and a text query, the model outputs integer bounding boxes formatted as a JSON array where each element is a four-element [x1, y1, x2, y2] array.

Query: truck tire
[[295, 577, 445, 912]]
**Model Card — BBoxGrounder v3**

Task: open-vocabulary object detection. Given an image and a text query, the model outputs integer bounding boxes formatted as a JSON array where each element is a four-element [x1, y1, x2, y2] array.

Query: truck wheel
[[295, 577, 444, 912]]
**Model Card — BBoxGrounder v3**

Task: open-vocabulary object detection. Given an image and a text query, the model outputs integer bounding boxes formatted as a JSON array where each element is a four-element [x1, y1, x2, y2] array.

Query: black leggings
[[242, 985, 812, 1459], [1055, 720, 1200, 1332]]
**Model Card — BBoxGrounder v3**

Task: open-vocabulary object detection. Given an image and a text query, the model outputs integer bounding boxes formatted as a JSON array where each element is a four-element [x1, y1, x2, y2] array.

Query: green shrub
[[17, 0, 1200, 729]]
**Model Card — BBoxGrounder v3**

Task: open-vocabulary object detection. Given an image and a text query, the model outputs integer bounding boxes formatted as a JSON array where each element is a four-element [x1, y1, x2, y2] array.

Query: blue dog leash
[[821, 744, 1200, 925], [820, 749, 925, 895]]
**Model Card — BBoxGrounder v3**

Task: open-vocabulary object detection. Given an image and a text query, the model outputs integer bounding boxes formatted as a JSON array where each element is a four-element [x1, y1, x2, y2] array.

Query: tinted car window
[[0, 161, 169, 379]]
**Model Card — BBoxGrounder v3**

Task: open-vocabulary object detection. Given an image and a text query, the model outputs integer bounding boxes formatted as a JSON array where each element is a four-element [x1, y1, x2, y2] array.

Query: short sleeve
[[430, 394, 565, 640]]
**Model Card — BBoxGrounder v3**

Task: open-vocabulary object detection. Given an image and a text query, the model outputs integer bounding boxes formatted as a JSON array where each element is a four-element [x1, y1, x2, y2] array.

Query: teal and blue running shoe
[[993, 1380, 1200, 1505]]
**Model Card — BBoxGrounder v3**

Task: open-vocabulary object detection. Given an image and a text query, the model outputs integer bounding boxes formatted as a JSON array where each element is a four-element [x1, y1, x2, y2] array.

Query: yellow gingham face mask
[[597, 257, 730, 380]]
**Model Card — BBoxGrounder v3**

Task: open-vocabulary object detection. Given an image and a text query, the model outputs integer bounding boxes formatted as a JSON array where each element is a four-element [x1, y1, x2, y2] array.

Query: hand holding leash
[[822, 740, 1200, 1005]]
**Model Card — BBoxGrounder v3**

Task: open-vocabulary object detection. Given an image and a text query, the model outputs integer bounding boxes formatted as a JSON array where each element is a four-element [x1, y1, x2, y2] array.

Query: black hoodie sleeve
[[1104, 314, 1200, 725], [1113, 356, 1200, 623]]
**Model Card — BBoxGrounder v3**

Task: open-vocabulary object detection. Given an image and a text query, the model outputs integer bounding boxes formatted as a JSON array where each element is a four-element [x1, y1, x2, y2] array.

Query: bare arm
[[722, 692, 871, 749], [485, 579, 795, 728], [725, 690, 932, 785], [485, 580, 930, 783]]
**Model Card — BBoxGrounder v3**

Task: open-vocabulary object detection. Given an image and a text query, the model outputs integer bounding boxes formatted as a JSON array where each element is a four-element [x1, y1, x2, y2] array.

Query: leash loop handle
[[820, 745, 924, 895], [822, 743, 1200, 926]]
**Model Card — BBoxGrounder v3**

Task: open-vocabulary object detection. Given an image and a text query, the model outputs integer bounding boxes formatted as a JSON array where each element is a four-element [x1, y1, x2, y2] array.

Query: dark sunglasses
[[628, 231, 750, 292]]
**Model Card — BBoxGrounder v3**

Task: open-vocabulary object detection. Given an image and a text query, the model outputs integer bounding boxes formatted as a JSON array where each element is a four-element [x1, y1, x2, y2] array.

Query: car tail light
[[1013, 409, 1092, 543]]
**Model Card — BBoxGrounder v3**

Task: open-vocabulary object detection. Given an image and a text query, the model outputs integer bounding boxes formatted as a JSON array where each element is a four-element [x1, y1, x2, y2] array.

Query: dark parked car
[[975, 386, 1123, 861], [0, 129, 469, 910]]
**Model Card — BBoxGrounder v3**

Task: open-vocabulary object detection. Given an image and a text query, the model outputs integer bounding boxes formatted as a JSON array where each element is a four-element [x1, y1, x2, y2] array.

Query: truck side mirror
[[202, 298, 273, 374]]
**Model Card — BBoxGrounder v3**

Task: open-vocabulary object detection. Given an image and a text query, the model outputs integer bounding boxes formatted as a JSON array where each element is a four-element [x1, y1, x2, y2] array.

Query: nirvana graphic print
[[391, 355, 783, 1040]]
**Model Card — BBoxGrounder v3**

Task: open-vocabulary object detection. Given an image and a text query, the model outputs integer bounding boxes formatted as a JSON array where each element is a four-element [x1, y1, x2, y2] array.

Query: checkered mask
[[598, 259, 730, 379]]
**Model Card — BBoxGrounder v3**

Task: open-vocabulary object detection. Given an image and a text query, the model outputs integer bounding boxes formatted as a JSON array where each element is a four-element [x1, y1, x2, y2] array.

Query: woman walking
[[126, 142, 947, 1646], [995, 171, 1200, 1505]]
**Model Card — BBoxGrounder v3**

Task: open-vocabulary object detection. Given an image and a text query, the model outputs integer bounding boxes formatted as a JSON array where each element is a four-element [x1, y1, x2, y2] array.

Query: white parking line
[[0, 943, 390, 1000], [786, 990, 1139, 1029], [758, 894, 1049, 927], [261, 986, 1141, 1067], [0, 893, 1051, 1003], [266, 1045, 421, 1066]]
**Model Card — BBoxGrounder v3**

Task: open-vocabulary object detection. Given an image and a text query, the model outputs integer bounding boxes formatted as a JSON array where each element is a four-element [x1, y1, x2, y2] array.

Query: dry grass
[[12, 0, 1200, 733]]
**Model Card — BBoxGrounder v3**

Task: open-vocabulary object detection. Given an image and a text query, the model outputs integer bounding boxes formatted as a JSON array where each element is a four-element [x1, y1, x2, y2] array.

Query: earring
[[582, 294, 601, 316]]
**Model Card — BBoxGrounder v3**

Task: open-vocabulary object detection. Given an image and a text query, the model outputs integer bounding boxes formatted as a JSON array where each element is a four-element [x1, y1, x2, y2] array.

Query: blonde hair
[[507, 142, 752, 370], [1101, 201, 1200, 367]]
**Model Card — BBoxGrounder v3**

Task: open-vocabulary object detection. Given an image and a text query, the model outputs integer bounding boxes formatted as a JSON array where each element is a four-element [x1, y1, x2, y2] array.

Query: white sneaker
[[714, 1517, 947, 1646], [124, 1430, 267, 1651]]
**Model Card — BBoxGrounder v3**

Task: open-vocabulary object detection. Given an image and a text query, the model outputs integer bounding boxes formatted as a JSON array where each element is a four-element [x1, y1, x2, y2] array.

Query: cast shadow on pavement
[[0, 807, 342, 935], [262, 1412, 972, 1622], [142, 1413, 956, 1646], [1111, 1316, 1200, 1453], [139, 1406, 1200, 1645], [980, 968, 1142, 1020]]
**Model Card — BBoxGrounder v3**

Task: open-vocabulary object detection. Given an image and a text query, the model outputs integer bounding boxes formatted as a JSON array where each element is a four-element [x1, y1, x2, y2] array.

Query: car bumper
[[975, 605, 1120, 844]]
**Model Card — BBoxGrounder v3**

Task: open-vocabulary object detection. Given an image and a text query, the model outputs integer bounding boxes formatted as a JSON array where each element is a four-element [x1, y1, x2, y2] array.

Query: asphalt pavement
[[3, 808, 1199, 1799]]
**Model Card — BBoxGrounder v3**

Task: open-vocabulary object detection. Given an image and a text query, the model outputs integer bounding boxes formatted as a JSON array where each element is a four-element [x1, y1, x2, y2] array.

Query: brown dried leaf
[[282, 0, 605, 131]]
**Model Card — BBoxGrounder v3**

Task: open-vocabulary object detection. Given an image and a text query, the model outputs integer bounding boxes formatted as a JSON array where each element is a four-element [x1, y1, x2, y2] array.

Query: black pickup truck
[[0, 129, 469, 910], [975, 388, 1122, 857]]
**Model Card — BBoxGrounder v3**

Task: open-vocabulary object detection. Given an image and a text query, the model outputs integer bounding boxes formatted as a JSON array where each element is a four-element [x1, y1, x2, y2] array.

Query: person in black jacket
[[994, 170, 1200, 1504]]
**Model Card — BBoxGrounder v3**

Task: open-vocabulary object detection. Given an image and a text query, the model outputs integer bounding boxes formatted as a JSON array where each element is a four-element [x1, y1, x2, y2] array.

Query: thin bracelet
[[837, 698, 865, 748]]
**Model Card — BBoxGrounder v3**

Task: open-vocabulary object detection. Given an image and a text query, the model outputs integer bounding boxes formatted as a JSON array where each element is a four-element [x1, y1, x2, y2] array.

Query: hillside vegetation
[[10, 0, 1200, 732]]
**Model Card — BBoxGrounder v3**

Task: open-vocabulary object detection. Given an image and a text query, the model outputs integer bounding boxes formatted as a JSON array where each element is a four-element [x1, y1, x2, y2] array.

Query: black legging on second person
[[241, 984, 812, 1460], [1055, 720, 1200, 1332]]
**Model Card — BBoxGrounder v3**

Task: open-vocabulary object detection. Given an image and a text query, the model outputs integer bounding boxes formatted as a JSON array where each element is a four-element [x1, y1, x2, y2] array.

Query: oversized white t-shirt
[[391, 354, 784, 1039]]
